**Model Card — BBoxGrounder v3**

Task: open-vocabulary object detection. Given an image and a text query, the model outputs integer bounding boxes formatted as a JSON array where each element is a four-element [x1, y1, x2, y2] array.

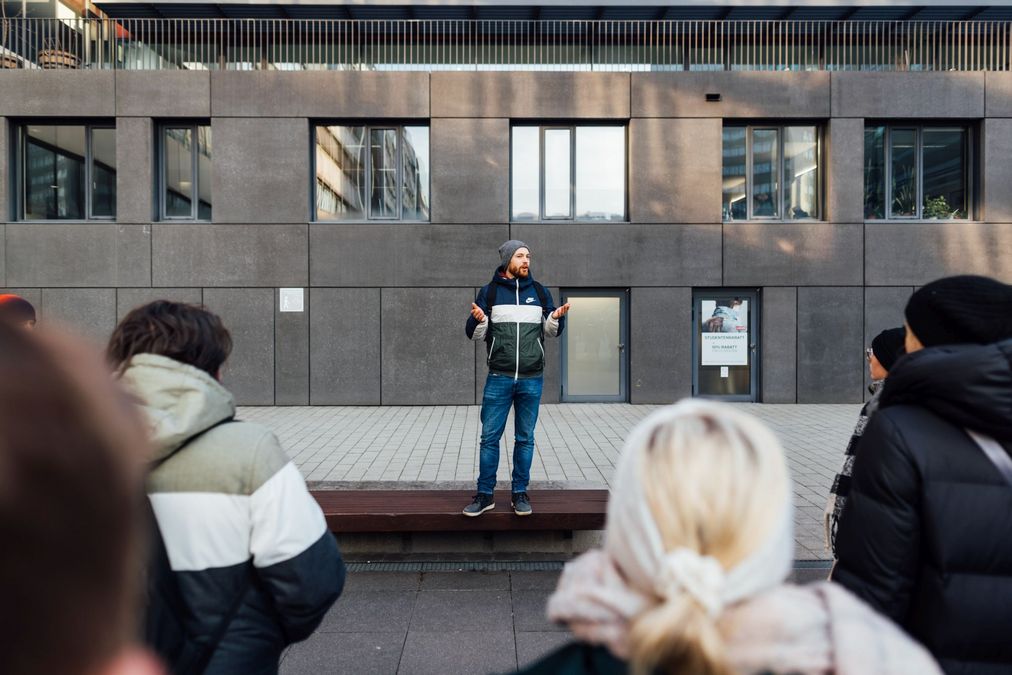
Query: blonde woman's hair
[[625, 400, 790, 675]]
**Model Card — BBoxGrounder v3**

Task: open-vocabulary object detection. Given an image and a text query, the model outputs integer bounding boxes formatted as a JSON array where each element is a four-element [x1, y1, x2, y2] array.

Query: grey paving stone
[[511, 590, 564, 633], [316, 591, 416, 633], [419, 571, 510, 591], [790, 566, 833, 585], [516, 631, 575, 670], [398, 631, 517, 675], [510, 571, 561, 591], [344, 572, 421, 593], [409, 590, 513, 633], [281, 631, 405, 675]]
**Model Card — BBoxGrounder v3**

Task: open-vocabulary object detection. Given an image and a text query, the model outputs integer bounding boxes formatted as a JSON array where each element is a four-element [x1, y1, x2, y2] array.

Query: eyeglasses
[[865, 347, 874, 362]]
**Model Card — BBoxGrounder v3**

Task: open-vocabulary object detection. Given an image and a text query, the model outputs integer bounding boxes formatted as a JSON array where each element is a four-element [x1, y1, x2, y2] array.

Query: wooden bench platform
[[311, 489, 608, 533]]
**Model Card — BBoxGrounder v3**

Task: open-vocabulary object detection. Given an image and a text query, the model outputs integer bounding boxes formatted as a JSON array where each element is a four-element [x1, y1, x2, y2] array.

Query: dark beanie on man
[[904, 275, 1012, 347], [872, 327, 906, 371], [498, 240, 529, 271]]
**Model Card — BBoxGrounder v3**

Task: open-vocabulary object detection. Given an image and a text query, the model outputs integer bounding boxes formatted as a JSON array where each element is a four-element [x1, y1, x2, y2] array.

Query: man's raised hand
[[552, 303, 572, 320], [471, 303, 487, 322]]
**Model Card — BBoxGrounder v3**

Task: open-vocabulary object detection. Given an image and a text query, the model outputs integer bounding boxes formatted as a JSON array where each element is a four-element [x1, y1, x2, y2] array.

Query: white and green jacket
[[123, 354, 344, 675], [466, 270, 565, 379]]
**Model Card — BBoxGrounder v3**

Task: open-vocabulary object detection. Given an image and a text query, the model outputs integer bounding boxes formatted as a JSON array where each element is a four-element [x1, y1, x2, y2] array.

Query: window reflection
[[864, 127, 886, 219], [163, 125, 212, 220], [890, 129, 917, 218], [751, 129, 779, 218], [783, 126, 817, 219], [922, 129, 966, 219], [544, 129, 572, 218], [575, 127, 625, 221], [23, 125, 115, 221], [315, 125, 427, 221], [401, 126, 430, 221], [511, 125, 626, 221], [722, 127, 747, 221], [511, 127, 540, 221]]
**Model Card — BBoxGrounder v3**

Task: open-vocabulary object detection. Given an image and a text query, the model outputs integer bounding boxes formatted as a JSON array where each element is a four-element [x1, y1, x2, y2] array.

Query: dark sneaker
[[462, 493, 495, 517], [511, 492, 532, 516]]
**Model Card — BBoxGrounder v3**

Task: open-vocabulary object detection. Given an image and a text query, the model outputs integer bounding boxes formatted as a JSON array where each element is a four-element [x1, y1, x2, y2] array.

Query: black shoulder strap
[[534, 282, 549, 315]]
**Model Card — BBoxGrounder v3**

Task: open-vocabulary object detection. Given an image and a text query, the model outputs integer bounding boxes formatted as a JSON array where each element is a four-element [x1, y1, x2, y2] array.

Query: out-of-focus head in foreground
[[0, 294, 37, 330]]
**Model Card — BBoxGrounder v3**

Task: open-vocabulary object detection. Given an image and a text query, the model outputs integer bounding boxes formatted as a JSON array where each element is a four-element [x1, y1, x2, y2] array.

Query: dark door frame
[[691, 288, 761, 402]]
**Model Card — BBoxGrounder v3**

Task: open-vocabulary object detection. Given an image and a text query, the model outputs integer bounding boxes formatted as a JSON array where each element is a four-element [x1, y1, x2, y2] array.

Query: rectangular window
[[864, 125, 971, 220], [314, 125, 429, 221], [511, 125, 626, 222], [19, 124, 116, 220], [160, 124, 212, 221], [722, 124, 821, 221]]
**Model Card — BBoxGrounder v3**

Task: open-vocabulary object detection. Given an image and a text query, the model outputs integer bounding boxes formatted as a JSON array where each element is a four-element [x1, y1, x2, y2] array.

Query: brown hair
[[0, 322, 150, 675], [107, 300, 232, 377]]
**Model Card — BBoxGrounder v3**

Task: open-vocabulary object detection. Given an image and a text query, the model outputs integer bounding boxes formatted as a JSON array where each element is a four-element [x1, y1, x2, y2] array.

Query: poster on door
[[700, 299, 749, 366]]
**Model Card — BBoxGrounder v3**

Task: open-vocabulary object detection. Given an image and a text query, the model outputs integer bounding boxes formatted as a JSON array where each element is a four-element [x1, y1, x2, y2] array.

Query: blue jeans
[[476, 373, 543, 495]]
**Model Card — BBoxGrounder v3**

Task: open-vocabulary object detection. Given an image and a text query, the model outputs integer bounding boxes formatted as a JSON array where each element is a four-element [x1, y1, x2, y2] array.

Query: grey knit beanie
[[498, 240, 530, 271]]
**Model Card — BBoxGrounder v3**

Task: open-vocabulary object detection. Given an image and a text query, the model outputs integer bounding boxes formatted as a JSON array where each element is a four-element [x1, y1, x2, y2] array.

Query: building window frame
[[16, 122, 116, 222], [158, 122, 212, 222], [313, 123, 430, 222], [510, 123, 628, 223], [722, 123, 823, 223], [864, 124, 973, 221]]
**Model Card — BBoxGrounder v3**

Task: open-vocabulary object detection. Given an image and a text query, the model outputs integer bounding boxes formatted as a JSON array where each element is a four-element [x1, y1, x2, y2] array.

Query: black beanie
[[904, 275, 1012, 347], [871, 327, 906, 371]]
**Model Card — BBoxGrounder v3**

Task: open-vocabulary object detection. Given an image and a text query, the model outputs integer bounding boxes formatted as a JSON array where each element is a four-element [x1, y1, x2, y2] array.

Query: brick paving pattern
[[240, 403, 860, 560]]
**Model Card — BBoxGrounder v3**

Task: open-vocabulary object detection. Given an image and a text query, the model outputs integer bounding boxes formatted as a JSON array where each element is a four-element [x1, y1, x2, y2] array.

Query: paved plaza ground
[[279, 564, 832, 675], [240, 403, 861, 560]]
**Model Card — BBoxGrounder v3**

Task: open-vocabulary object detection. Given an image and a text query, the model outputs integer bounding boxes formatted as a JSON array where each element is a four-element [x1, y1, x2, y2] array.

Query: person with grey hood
[[108, 300, 345, 675]]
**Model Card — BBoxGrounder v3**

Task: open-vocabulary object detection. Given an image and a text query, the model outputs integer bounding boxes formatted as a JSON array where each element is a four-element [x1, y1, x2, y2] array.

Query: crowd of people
[[0, 272, 1010, 675]]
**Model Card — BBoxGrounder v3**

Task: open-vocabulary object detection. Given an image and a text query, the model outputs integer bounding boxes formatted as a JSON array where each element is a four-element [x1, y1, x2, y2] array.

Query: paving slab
[[240, 403, 858, 560], [281, 631, 405, 675]]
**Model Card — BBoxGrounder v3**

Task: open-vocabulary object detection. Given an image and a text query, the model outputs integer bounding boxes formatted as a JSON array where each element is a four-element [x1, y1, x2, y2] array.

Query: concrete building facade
[[2, 9, 1011, 405]]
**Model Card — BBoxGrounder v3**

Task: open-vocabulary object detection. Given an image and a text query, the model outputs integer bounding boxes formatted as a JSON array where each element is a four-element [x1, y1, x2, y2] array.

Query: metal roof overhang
[[89, 1, 1012, 22]]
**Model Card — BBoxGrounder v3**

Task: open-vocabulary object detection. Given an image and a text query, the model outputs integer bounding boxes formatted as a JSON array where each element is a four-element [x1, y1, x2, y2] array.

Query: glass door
[[561, 290, 629, 402], [692, 289, 760, 401]]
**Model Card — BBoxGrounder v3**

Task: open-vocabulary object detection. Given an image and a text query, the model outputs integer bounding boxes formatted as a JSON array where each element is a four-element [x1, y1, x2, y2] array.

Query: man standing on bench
[[463, 240, 570, 517]]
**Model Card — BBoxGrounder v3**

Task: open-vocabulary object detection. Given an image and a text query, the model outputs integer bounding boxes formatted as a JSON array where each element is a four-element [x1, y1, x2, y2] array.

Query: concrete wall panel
[[116, 117, 154, 223], [381, 288, 475, 405], [831, 72, 984, 118], [212, 118, 308, 223], [116, 288, 203, 319], [153, 224, 308, 287], [633, 72, 829, 118], [430, 118, 509, 224], [761, 287, 798, 403], [629, 118, 722, 223], [0, 72, 114, 117], [797, 287, 864, 403], [275, 288, 310, 405], [203, 288, 275, 405], [311, 288, 381, 405], [0, 118, 7, 221], [865, 222, 1012, 285], [983, 119, 1012, 223], [6, 223, 151, 287], [40, 288, 117, 346], [211, 72, 429, 118], [116, 71, 210, 117], [863, 286, 913, 395], [723, 222, 863, 286], [985, 72, 1012, 117], [511, 223, 722, 287], [431, 72, 630, 118], [630, 286, 691, 404], [0, 224, 4, 286], [825, 118, 865, 223], [310, 223, 509, 287]]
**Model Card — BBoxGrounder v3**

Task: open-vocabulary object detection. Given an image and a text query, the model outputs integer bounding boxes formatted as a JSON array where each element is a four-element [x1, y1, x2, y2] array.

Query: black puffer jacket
[[833, 339, 1012, 675]]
